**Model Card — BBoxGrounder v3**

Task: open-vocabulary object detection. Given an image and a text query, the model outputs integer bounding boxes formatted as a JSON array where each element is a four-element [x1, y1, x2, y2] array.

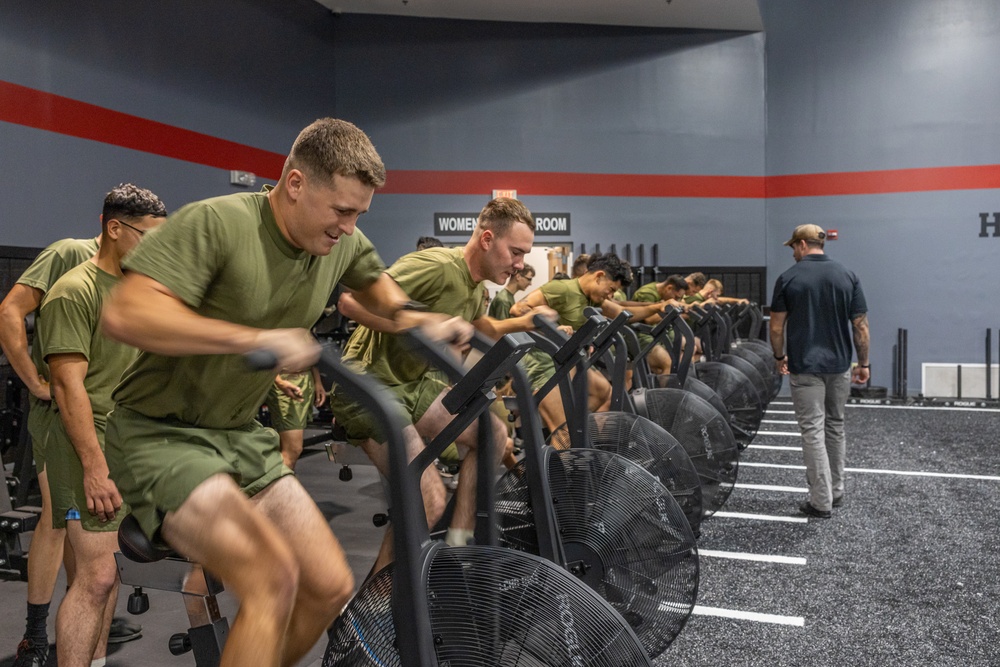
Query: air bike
[[494, 312, 700, 659], [322, 330, 653, 666]]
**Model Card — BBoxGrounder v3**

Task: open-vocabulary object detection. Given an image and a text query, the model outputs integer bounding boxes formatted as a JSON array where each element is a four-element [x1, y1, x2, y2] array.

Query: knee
[[77, 557, 119, 599], [252, 544, 301, 614], [309, 566, 355, 619]]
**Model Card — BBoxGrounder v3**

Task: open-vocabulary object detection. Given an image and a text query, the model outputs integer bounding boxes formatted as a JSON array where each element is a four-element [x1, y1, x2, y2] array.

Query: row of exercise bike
[[116, 301, 782, 667]]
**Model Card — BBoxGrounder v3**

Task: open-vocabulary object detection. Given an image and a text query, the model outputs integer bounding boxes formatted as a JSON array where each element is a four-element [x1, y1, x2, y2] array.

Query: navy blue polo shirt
[[770, 254, 867, 374]]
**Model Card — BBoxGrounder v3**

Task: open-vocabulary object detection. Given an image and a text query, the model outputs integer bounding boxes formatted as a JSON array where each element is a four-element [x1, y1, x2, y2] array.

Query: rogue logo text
[[435, 212, 571, 236], [980, 212, 1000, 237]]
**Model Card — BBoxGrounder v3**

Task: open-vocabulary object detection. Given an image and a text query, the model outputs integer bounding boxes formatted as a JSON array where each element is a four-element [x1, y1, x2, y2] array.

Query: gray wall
[[3, 1, 997, 391], [0, 0, 341, 243], [326, 16, 768, 266], [762, 0, 1000, 391]]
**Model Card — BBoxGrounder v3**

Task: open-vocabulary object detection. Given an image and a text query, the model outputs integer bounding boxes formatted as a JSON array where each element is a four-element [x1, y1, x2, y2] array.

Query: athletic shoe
[[107, 616, 142, 644], [12, 638, 49, 667], [798, 501, 832, 519], [832, 495, 844, 508]]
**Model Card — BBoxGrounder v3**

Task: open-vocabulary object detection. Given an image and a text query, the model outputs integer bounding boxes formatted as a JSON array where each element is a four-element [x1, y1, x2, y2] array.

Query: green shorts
[[328, 370, 448, 446], [520, 349, 556, 393], [105, 406, 291, 544], [264, 372, 315, 432], [46, 415, 126, 532], [27, 396, 56, 473]]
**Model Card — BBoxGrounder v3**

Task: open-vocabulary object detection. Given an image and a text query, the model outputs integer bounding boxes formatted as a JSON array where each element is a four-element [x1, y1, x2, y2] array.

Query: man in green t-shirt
[[264, 367, 326, 469], [511, 252, 669, 443], [37, 183, 166, 667], [488, 263, 535, 320], [101, 119, 466, 667], [333, 197, 554, 572], [620, 274, 689, 375], [1, 235, 100, 665]]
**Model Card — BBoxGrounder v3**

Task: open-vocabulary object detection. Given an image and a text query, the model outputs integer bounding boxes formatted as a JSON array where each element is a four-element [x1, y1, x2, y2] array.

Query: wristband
[[774, 355, 786, 361], [858, 364, 870, 368], [399, 300, 428, 312]]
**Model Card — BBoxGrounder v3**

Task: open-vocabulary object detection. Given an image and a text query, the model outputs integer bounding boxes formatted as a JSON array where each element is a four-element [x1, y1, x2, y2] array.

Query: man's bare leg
[[54, 523, 119, 667], [360, 426, 447, 574], [26, 469, 66, 604], [587, 368, 612, 414], [251, 475, 354, 667], [415, 390, 508, 538], [647, 345, 673, 376], [161, 474, 300, 667], [278, 430, 305, 470]]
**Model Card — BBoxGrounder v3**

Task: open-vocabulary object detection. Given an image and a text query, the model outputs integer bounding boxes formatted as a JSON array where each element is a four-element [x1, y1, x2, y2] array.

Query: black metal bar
[[957, 364, 962, 399], [624, 243, 632, 264], [594, 243, 601, 254], [902, 329, 908, 398], [986, 328, 992, 401]]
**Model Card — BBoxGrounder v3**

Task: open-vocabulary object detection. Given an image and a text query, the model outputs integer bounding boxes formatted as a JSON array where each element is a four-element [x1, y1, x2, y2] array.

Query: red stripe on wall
[[767, 165, 1000, 198], [0, 80, 286, 179], [2, 80, 999, 198]]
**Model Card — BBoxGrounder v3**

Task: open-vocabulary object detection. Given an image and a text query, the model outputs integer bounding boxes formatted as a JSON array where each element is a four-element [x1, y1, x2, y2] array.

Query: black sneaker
[[107, 616, 143, 644], [13, 638, 49, 667], [799, 501, 832, 519], [832, 495, 844, 508]]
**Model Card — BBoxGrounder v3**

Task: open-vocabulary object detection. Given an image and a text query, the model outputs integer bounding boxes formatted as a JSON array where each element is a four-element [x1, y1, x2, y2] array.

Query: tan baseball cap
[[783, 224, 827, 246]]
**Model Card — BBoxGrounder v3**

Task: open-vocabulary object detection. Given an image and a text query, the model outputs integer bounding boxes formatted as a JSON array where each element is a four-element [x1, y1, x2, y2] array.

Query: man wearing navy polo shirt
[[769, 224, 870, 519]]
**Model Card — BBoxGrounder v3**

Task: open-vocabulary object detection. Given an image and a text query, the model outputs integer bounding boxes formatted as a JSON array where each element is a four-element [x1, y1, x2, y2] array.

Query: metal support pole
[[902, 329, 908, 398], [957, 364, 962, 399], [987, 328, 993, 401]]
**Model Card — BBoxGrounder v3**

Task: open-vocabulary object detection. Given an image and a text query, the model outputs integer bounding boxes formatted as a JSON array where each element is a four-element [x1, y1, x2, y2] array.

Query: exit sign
[[492, 189, 518, 199]]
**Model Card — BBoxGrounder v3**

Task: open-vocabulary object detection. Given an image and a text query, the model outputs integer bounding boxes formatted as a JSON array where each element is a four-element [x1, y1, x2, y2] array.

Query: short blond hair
[[285, 118, 386, 188]]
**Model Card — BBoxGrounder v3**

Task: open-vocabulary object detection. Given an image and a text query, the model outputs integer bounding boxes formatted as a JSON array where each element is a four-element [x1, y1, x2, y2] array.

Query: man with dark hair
[[571, 253, 590, 278], [102, 118, 465, 667], [683, 272, 707, 295], [333, 197, 554, 570], [623, 274, 690, 375], [38, 183, 166, 667], [510, 252, 669, 441], [416, 235, 444, 250], [770, 224, 869, 519], [489, 263, 535, 320], [2, 237, 98, 667]]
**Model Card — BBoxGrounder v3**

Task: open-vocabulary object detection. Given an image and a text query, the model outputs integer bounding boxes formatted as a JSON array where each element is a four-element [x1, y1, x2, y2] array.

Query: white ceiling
[[314, 0, 763, 32]]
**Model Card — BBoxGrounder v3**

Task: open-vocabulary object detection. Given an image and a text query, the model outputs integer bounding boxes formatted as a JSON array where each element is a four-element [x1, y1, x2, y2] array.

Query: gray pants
[[789, 370, 852, 511]]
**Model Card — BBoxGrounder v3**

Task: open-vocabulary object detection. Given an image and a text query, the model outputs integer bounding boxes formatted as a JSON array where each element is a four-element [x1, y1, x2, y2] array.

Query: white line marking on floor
[[739, 461, 1000, 481], [712, 511, 809, 523], [766, 409, 797, 414], [699, 549, 807, 565], [747, 444, 800, 451], [771, 401, 793, 405], [847, 403, 1000, 413], [754, 431, 801, 437], [762, 419, 798, 424], [735, 483, 807, 493], [690, 605, 805, 627]]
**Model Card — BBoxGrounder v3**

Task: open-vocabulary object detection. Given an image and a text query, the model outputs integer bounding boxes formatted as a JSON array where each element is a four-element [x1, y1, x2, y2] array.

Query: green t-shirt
[[37, 261, 136, 426], [683, 293, 706, 304], [520, 279, 603, 389], [632, 282, 661, 303], [631, 281, 676, 350], [540, 278, 602, 329], [488, 288, 516, 320], [113, 190, 385, 429], [343, 247, 486, 387], [18, 237, 100, 380]]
